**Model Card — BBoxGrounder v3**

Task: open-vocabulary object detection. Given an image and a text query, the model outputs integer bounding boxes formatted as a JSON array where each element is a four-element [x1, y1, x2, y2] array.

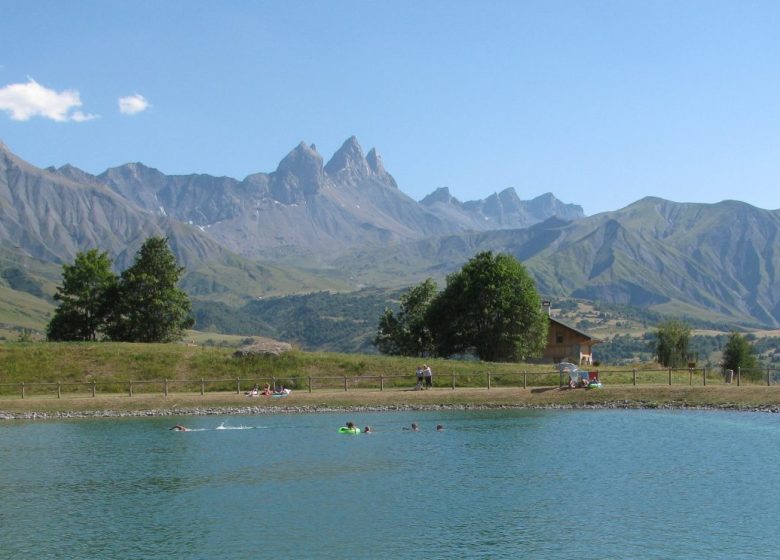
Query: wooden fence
[[1, 366, 779, 399]]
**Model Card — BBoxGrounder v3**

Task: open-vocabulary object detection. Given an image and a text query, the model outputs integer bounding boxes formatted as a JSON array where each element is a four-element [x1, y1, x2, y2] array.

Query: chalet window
[[555, 332, 564, 344]]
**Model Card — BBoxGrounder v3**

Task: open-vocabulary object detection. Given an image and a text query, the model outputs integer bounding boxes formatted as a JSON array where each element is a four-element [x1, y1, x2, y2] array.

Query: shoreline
[[3, 385, 780, 420], [4, 401, 780, 421]]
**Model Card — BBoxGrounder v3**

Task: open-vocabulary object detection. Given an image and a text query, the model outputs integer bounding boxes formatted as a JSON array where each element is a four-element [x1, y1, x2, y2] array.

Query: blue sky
[[1, 1, 779, 216]]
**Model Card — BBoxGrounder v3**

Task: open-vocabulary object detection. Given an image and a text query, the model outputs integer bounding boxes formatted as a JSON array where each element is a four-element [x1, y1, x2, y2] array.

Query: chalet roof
[[548, 315, 602, 344]]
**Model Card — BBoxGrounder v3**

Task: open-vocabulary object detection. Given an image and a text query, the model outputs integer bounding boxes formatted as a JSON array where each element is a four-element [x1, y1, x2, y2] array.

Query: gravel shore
[[4, 401, 780, 420]]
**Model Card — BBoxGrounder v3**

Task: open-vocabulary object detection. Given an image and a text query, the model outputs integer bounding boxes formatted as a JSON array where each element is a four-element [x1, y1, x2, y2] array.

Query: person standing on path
[[424, 364, 433, 389]]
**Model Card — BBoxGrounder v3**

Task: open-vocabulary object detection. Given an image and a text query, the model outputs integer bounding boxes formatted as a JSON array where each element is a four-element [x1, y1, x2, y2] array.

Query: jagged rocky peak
[[366, 147, 398, 188], [323, 136, 398, 188], [276, 142, 324, 176], [526, 192, 585, 220], [482, 192, 505, 216], [270, 141, 326, 201], [421, 187, 461, 206], [496, 187, 523, 210], [365, 148, 383, 174], [324, 136, 369, 177]]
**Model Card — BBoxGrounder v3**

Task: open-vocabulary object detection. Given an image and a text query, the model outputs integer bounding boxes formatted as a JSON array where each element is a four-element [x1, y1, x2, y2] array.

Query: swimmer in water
[[170, 424, 189, 432]]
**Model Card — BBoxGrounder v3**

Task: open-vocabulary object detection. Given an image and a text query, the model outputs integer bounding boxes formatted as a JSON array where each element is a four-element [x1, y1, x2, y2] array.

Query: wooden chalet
[[543, 316, 602, 366]]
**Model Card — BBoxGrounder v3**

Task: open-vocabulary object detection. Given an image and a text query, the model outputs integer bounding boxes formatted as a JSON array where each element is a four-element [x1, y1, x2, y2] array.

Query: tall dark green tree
[[374, 278, 438, 357], [105, 237, 193, 342], [47, 249, 117, 341], [654, 319, 691, 367], [722, 332, 758, 375], [427, 251, 548, 362]]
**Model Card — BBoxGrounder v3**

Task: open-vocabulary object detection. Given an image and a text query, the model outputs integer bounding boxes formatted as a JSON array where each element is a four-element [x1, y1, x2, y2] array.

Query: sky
[[1, 1, 779, 216]]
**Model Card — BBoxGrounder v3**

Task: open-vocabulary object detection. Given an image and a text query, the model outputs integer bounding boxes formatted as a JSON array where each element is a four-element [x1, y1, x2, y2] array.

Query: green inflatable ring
[[338, 427, 361, 434]]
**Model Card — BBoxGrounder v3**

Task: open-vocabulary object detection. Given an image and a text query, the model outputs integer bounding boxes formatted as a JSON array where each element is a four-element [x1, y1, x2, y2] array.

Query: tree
[[47, 249, 117, 341], [374, 278, 438, 356], [722, 332, 758, 376], [427, 251, 548, 362], [105, 237, 193, 342], [654, 319, 691, 367]]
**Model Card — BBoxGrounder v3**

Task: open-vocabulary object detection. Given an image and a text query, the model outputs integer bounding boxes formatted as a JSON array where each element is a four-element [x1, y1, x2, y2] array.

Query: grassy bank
[[1, 341, 779, 415]]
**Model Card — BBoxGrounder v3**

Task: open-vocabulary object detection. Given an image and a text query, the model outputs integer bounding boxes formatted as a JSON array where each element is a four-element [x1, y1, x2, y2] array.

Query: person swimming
[[170, 424, 189, 432]]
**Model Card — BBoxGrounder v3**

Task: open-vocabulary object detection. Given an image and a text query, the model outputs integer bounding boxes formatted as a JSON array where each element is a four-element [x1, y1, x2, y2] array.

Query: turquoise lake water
[[1, 409, 779, 559]]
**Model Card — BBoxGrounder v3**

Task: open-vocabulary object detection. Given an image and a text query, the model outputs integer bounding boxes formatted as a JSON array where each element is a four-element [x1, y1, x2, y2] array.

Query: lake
[[1, 409, 779, 559]]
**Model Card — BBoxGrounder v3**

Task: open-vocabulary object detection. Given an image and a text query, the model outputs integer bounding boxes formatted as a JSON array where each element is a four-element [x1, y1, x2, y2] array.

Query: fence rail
[[2, 366, 780, 400]]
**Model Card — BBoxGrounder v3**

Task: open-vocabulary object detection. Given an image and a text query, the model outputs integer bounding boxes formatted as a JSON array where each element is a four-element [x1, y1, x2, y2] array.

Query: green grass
[[0, 285, 54, 334], [0, 332, 773, 418]]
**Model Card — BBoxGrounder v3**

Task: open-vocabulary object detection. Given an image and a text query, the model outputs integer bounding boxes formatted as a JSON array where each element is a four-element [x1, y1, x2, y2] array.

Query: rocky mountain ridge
[[3, 136, 779, 334], [90, 136, 584, 260]]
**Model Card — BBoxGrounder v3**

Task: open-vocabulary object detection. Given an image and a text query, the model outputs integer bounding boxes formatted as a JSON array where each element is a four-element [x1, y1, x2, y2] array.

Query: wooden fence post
[[668, 368, 672, 386], [523, 371, 527, 389], [21, 382, 24, 399], [236, 377, 240, 394], [92, 380, 96, 397], [201, 379, 205, 396], [451, 372, 455, 390], [768, 366, 771, 387], [487, 373, 491, 390], [380, 375, 384, 392], [164, 379, 169, 397], [308, 376, 312, 393], [703, 367, 707, 386], [128, 381, 133, 397], [632, 368, 636, 386], [737, 367, 741, 387], [57, 383, 61, 399], [344, 376, 348, 392]]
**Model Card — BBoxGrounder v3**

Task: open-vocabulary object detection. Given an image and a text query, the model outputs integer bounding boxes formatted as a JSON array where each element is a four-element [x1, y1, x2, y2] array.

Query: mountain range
[[2, 135, 779, 346]]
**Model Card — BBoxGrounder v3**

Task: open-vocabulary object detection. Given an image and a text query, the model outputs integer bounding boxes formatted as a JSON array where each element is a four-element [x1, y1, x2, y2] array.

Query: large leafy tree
[[427, 251, 547, 362], [374, 278, 438, 357], [654, 319, 691, 367], [722, 332, 758, 375], [47, 249, 117, 341], [105, 237, 193, 342]]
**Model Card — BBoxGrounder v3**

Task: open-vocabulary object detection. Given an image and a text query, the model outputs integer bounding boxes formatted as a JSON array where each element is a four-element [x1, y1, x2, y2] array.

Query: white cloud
[[0, 78, 98, 122], [118, 93, 150, 115]]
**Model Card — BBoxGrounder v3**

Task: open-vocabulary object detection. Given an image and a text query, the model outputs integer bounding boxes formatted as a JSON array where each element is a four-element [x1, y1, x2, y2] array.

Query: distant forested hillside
[[192, 288, 398, 353]]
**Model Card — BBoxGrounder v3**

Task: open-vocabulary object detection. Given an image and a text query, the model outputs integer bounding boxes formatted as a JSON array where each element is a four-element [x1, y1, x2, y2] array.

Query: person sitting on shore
[[245, 384, 259, 397], [261, 383, 272, 396]]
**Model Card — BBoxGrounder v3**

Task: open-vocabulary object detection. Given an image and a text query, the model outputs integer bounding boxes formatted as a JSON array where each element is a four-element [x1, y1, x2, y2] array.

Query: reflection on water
[[2, 409, 780, 559]]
